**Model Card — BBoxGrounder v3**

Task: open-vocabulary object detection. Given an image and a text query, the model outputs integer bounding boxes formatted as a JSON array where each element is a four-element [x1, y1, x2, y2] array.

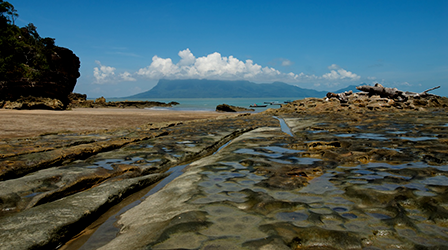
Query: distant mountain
[[128, 79, 334, 98], [334, 85, 362, 93]]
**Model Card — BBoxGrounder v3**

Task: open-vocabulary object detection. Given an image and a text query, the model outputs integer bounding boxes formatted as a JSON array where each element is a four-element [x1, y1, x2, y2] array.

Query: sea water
[[105, 97, 298, 112]]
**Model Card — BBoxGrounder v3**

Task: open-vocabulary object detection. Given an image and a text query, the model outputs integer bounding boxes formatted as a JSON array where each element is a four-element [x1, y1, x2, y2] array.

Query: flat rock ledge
[[0, 173, 167, 249], [1, 95, 448, 249]]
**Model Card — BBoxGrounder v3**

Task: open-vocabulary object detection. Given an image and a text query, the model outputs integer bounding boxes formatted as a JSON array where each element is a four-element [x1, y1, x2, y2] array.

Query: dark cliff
[[0, 1, 80, 109], [0, 46, 80, 104]]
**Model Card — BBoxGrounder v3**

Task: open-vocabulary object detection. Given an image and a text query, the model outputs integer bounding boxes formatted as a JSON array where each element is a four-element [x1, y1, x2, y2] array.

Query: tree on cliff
[[0, 0, 17, 25], [0, 2, 57, 82], [0, 1, 80, 108]]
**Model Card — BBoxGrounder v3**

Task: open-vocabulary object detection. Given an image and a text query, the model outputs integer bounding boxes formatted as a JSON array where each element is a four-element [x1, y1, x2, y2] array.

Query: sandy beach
[[0, 108, 228, 139]]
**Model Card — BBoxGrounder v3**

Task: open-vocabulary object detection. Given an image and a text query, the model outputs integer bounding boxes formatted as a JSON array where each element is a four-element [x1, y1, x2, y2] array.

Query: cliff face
[[0, 46, 80, 107], [0, 2, 81, 109]]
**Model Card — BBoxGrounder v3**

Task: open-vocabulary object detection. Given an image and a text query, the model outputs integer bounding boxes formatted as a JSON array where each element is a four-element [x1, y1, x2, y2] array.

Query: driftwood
[[356, 83, 441, 101], [356, 83, 408, 101], [326, 83, 441, 103], [404, 86, 440, 98], [326, 90, 353, 103]]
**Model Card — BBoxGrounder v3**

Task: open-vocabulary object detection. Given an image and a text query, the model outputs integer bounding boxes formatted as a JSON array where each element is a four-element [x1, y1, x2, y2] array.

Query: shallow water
[[59, 112, 448, 249], [107, 97, 295, 112], [142, 125, 448, 249], [64, 164, 190, 250], [273, 116, 294, 136]]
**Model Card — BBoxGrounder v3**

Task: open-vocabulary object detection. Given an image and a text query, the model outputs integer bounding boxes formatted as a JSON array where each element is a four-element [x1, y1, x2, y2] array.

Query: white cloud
[[136, 56, 180, 79], [178, 48, 196, 66], [322, 64, 361, 81], [93, 49, 365, 88], [93, 60, 116, 84], [328, 64, 340, 70], [120, 71, 136, 81], [136, 49, 296, 82]]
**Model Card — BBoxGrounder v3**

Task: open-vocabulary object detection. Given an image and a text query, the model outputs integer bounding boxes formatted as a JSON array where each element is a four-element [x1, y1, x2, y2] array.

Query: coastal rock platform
[[1, 96, 448, 249]]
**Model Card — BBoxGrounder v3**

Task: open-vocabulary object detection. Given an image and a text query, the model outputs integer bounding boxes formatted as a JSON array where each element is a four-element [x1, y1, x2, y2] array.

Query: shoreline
[[0, 108, 231, 139]]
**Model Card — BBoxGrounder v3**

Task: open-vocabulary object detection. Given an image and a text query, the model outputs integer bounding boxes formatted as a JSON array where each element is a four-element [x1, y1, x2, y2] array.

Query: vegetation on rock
[[0, 1, 80, 109]]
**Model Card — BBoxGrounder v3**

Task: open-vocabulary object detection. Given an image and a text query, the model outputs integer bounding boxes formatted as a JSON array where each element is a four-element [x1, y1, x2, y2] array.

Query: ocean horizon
[[103, 97, 300, 112]]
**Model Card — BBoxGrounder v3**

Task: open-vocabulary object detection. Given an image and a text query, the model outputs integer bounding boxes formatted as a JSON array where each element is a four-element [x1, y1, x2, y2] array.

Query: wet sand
[[0, 108, 228, 139]]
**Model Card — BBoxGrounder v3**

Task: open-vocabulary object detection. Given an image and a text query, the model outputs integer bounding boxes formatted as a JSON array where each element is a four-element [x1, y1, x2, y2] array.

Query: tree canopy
[[0, 1, 58, 81], [0, 0, 18, 25]]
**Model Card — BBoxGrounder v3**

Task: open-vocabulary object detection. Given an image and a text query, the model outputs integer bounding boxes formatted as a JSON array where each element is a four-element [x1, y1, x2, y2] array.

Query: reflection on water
[[70, 114, 448, 249], [67, 164, 190, 250], [336, 133, 389, 140], [179, 141, 448, 249], [273, 116, 294, 136]]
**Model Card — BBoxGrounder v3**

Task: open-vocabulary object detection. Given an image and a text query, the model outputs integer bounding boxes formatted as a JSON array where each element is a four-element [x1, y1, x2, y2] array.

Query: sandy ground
[[0, 108, 229, 139]]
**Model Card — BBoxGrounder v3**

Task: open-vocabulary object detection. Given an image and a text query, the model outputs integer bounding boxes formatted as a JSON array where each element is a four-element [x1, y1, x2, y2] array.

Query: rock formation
[[67, 96, 180, 109], [216, 103, 255, 112], [1, 86, 448, 249], [0, 46, 80, 110], [269, 84, 447, 115], [0, 2, 81, 110]]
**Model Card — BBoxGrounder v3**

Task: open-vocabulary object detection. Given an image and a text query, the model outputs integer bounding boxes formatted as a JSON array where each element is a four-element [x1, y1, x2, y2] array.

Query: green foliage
[[0, 1, 57, 81], [0, 0, 17, 25]]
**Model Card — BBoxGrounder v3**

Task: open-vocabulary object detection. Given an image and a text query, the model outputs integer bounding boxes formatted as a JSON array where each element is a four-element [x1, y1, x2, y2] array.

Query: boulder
[[216, 104, 254, 112], [68, 92, 87, 104], [95, 96, 107, 104]]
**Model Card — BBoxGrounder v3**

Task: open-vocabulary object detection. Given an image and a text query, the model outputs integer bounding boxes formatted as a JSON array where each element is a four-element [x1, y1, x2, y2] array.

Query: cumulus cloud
[[136, 49, 292, 82], [120, 71, 136, 81], [93, 61, 116, 84], [93, 49, 364, 88], [322, 64, 361, 81], [328, 64, 340, 70], [178, 48, 196, 66]]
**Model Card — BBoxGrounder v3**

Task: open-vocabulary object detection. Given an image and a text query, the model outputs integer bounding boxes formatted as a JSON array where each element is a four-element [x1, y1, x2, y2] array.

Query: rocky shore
[[1, 90, 448, 249], [216, 103, 255, 112], [68, 94, 180, 109]]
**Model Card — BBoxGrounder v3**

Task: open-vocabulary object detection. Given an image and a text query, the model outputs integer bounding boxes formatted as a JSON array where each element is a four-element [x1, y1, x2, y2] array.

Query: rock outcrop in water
[[67, 95, 180, 109], [216, 103, 255, 112]]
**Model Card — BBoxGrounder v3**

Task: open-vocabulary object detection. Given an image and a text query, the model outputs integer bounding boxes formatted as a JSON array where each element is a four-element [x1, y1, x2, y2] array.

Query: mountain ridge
[[128, 79, 359, 99]]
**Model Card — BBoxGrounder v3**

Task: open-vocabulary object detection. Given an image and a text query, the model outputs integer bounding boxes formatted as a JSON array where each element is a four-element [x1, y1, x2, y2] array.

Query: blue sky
[[10, 0, 448, 98]]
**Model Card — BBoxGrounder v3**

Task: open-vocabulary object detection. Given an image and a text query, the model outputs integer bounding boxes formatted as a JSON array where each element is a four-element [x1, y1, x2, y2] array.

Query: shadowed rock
[[216, 103, 255, 112]]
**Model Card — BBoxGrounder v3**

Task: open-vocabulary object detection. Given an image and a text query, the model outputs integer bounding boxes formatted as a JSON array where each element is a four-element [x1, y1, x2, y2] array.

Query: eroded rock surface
[[1, 97, 448, 249], [98, 109, 448, 250]]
